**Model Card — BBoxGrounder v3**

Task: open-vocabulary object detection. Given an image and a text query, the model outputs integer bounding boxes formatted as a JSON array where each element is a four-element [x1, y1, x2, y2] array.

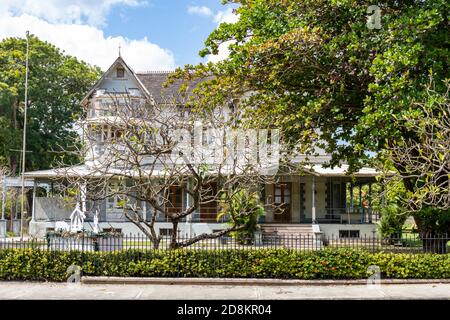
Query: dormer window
[[116, 67, 125, 78]]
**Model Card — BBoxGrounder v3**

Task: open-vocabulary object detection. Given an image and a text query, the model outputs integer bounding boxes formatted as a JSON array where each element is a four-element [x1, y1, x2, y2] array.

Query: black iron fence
[[0, 233, 448, 254]]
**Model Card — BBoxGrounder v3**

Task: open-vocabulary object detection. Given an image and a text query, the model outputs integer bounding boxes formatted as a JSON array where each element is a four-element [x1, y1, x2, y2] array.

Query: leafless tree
[[53, 92, 281, 249], [382, 82, 450, 213]]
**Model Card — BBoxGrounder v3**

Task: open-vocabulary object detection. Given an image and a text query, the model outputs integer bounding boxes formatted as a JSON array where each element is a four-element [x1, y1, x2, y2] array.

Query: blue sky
[[104, 1, 237, 66], [0, 1, 239, 71]]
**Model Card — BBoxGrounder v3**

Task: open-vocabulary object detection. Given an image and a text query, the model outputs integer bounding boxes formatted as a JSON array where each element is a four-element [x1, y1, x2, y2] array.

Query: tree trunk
[[152, 238, 161, 250], [170, 219, 179, 249], [414, 216, 449, 254], [392, 160, 449, 254], [26, 189, 33, 219]]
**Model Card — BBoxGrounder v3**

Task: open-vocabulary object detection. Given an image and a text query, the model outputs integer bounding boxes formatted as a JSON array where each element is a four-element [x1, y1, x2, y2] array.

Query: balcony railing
[[154, 208, 226, 224], [317, 207, 378, 224], [94, 89, 142, 98]]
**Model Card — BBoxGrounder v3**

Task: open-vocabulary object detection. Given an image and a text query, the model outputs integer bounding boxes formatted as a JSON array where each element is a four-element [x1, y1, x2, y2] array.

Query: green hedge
[[0, 248, 449, 281]]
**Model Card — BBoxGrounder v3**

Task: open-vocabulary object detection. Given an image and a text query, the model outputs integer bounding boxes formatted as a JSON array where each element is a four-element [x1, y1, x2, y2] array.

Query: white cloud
[[213, 8, 239, 24], [207, 8, 239, 63], [0, 0, 148, 27], [187, 6, 214, 17], [184, 6, 238, 63], [0, 12, 176, 71], [206, 40, 235, 64]]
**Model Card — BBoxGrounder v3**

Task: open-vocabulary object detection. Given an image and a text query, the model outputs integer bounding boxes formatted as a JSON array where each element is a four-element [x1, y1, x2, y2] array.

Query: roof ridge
[[136, 71, 175, 74]]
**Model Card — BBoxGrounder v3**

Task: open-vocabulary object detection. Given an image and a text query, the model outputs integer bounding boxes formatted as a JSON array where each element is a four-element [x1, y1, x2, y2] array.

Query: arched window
[[116, 67, 125, 78]]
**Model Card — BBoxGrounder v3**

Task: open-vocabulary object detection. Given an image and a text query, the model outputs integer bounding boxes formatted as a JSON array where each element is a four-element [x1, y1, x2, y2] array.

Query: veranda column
[[359, 183, 363, 223], [349, 182, 354, 211], [0, 177, 6, 237], [1, 177, 5, 220], [31, 180, 36, 222], [311, 175, 316, 223], [142, 200, 147, 221], [368, 183, 372, 223]]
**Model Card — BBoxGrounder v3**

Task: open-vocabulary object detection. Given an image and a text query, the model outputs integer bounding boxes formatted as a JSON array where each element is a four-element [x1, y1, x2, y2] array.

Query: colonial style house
[[24, 56, 380, 239]]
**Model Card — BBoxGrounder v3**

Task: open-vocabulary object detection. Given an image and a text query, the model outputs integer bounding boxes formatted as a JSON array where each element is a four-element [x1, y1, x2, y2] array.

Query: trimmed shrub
[[0, 248, 448, 281], [377, 203, 408, 238]]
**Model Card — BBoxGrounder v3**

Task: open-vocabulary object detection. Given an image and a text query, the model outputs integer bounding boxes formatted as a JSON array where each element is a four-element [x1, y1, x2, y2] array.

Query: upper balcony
[[87, 95, 146, 120], [94, 88, 142, 98]]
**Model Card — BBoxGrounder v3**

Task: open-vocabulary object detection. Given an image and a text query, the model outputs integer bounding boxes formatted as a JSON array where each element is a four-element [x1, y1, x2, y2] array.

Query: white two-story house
[[24, 56, 380, 239]]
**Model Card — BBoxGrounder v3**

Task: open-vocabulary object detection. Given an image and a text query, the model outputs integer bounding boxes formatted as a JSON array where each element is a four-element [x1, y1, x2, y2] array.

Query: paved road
[[0, 282, 449, 299]]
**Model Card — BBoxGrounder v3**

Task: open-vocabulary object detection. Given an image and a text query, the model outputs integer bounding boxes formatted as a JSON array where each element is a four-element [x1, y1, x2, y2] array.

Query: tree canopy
[[0, 35, 101, 174], [170, 0, 449, 236], [172, 0, 448, 173]]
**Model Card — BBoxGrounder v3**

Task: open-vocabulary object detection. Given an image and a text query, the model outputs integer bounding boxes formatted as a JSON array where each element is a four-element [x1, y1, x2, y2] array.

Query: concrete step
[[262, 226, 313, 229], [260, 223, 323, 249], [260, 224, 315, 236], [261, 227, 314, 230], [261, 224, 313, 228], [263, 231, 315, 236]]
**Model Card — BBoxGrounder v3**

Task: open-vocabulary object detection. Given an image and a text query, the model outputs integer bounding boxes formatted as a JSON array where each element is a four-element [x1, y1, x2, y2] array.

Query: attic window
[[116, 67, 125, 78]]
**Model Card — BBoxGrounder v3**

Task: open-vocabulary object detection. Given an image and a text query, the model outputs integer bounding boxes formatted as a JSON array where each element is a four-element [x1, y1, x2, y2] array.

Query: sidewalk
[[82, 276, 450, 286], [0, 281, 449, 299]]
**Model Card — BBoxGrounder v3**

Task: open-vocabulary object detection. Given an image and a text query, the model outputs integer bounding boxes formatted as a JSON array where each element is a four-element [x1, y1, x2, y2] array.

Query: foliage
[[414, 207, 450, 235], [170, 0, 449, 235], [0, 248, 449, 281], [377, 203, 407, 238], [5, 231, 15, 238], [0, 35, 101, 173], [381, 82, 450, 211], [58, 91, 271, 250], [173, 0, 448, 168], [217, 189, 265, 243], [46, 229, 123, 239]]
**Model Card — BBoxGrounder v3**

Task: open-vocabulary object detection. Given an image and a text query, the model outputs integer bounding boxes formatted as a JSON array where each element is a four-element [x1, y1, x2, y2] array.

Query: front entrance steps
[[261, 224, 315, 236], [259, 224, 323, 249]]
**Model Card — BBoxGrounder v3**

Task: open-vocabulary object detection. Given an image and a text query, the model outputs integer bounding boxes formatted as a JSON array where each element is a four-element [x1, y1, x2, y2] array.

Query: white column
[[142, 200, 147, 221], [31, 180, 36, 221], [359, 183, 363, 223], [1, 177, 6, 220], [350, 182, 354, 210], [311, 175, 316, 224], [368, 183, 372, 223]]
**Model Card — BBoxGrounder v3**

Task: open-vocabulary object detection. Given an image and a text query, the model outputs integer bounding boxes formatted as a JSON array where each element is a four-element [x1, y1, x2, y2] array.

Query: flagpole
[[20, 31, 30, 240]]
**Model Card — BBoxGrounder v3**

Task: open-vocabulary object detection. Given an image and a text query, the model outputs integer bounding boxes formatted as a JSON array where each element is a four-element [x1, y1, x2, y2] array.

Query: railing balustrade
[[0, 232, 447, 254]]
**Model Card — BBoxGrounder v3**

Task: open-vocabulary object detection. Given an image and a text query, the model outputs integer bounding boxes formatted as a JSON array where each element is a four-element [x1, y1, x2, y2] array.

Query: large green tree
[[171, 0, 449, 240], [0, 35, 101, 174]]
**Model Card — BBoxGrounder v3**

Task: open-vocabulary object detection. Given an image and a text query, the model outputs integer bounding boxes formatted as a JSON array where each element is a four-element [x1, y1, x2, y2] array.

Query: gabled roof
[[136, 72, 204, 104], [81, 56, 205, 106], [80, 56, 153, 106]]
